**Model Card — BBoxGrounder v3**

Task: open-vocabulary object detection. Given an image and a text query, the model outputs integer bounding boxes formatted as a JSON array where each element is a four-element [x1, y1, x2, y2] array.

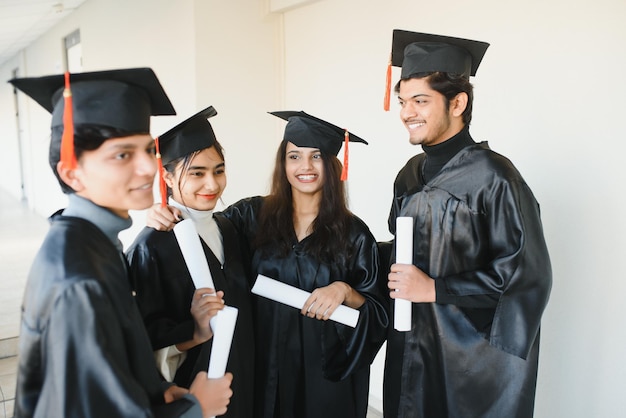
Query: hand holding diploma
[[251, 274, 360, 328]]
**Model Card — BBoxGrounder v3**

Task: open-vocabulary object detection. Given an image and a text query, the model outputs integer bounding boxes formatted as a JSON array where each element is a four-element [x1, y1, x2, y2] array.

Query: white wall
[[1, 0, 625, 416]]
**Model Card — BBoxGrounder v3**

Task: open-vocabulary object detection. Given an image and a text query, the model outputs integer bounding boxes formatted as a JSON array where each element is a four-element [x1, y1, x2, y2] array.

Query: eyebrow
[[188, 162, 225, 171], [106, 139, 154, 150], [287, 148, 321, 154], [398, 93, 432, 101]]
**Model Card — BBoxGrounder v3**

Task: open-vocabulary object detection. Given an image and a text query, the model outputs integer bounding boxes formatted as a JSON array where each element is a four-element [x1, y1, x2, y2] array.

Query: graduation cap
[[269, 110, 368, 181], [9, 67, 176, 168], [384, 30, 490, 110], [153, 106, 219, 206], [157, 106, 218, 166]]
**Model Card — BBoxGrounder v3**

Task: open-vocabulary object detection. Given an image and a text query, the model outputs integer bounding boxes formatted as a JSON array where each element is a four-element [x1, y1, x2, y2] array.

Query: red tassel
[[384, 57, 392, 112], [60, 72, 76, 169], [154, 137, 167, 207], [340, 130, 349, 181]]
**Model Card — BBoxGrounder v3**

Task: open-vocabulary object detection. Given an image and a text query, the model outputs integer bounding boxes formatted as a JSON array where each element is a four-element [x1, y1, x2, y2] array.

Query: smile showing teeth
[[407, 122, 425, 130], [297, 174, 317, 181]]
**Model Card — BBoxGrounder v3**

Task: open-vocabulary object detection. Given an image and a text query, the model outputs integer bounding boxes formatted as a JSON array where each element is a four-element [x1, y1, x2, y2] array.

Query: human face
[[166, 146, 226, 211], [398, 77, 461, 147], [73, 134, 156, 218], [285, 141, 325, 198]]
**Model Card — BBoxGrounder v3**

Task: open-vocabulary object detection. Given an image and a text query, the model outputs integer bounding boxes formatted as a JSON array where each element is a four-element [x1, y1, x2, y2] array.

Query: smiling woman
[[126, 106, 256, 418]]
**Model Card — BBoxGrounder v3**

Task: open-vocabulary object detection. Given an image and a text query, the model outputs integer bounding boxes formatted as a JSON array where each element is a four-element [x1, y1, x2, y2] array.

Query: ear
[[56, 160, 85, 192], [163, 170, 175, 189], [451, 92, 468, 117]]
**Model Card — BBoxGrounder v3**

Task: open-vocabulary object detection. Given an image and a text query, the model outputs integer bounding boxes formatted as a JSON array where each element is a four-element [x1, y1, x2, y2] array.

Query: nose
[[400, 102, 416, 120], [202, 173, 220, 192], [136, 150, 157, 176]]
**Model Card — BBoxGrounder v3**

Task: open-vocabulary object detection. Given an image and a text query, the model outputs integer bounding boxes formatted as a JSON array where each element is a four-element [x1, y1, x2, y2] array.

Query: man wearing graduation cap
[[9, 69, 233, 418], [382, 31, 552, 417]]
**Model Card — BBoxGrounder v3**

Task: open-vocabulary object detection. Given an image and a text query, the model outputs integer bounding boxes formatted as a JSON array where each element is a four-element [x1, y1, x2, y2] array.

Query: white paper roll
[[394, 217, 413, 331], [207, 306, 238, 378], [251, 274, 359, 328], [173, 219, 215, 291], [173, 218, 238, 392]]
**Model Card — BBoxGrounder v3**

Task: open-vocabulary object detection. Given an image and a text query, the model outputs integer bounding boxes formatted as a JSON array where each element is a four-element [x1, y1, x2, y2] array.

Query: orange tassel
[[154, 137, 167, 207], [340, 130, 349, 181], [384, 56, 392, 112], [60, 72, 76, 169]]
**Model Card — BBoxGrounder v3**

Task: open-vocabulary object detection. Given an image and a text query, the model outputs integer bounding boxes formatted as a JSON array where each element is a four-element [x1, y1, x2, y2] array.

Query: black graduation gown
[[15, 212, 200, 418], [383, 142, 552, 418], [126, 214, 255, 418], [223, 196, 389, 418]]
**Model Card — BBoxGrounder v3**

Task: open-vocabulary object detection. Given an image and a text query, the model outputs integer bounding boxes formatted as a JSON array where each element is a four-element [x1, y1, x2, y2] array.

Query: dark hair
[[255, 139, 353, 264], [50, 125, 143, 194], [162, 140, 226, 206], [395, 71, 474, 125]]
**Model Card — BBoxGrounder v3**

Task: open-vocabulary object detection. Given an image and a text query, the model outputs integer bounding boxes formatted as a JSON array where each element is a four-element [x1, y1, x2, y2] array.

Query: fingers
[[190, 372, 233, 417], [146, 204, 182, 231], [301, 289, 340, 321]]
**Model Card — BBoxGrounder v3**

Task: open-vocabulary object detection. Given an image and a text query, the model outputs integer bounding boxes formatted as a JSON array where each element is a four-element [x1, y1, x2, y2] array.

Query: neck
[[421, 126, 475, 183], [291, 191, 320, 241]]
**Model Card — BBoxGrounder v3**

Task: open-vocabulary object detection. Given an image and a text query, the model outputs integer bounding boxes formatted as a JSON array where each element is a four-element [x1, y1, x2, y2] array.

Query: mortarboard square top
[[269, 110, 367, 156], [157, 106, 218, 165], [9, 67, 175, 133], [391, 30, 490, 79]]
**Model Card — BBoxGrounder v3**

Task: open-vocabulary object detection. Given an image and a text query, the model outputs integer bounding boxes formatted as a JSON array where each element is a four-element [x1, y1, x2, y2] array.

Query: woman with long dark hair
[[148, 111, 388, 418]]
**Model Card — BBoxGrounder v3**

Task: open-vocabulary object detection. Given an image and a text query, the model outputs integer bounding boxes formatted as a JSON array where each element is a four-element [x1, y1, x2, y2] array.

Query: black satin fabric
[[223, 196, 389, 418], [126, 215, 255, 418], [383, 141, 552, 418], [15, 213, 200, 418]]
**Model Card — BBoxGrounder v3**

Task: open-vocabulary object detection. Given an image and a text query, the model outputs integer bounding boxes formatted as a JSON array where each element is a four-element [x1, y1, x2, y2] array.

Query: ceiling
[[0, 0, 88, 68]]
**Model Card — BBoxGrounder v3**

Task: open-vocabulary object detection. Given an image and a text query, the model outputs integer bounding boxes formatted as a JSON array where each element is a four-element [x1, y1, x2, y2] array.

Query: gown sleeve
[[126, 234, 196, 350], [42, 279, 200, 418], [434, 178, 552, 358], [321, 220, 389, 381]]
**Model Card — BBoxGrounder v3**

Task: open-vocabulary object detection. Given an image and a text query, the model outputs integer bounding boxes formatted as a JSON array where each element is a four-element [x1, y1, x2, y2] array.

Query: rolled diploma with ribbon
[[251, 274, 359, 328], [173, 219, 237, 383], [394, 217, 413, 331]]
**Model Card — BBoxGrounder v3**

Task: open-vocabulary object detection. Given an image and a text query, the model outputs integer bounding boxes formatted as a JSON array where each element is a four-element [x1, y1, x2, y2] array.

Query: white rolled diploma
[[173, 218, 237, 382], [173, 219, 216, 291], [207, 305, 238, 378], [394, 217, 413, 331], [251, 274, 360, 328]]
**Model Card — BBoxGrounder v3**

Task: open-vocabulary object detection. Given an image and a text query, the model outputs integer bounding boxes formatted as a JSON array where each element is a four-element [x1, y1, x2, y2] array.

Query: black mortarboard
[[269, 110, 367, 155], [391, 30, 490, 79], [157, 106, 218, 166], [269, 110, 368, 180], [9, 67, 175, 170], [383, 30, 489, 110], [8, 67, 176, 132]]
